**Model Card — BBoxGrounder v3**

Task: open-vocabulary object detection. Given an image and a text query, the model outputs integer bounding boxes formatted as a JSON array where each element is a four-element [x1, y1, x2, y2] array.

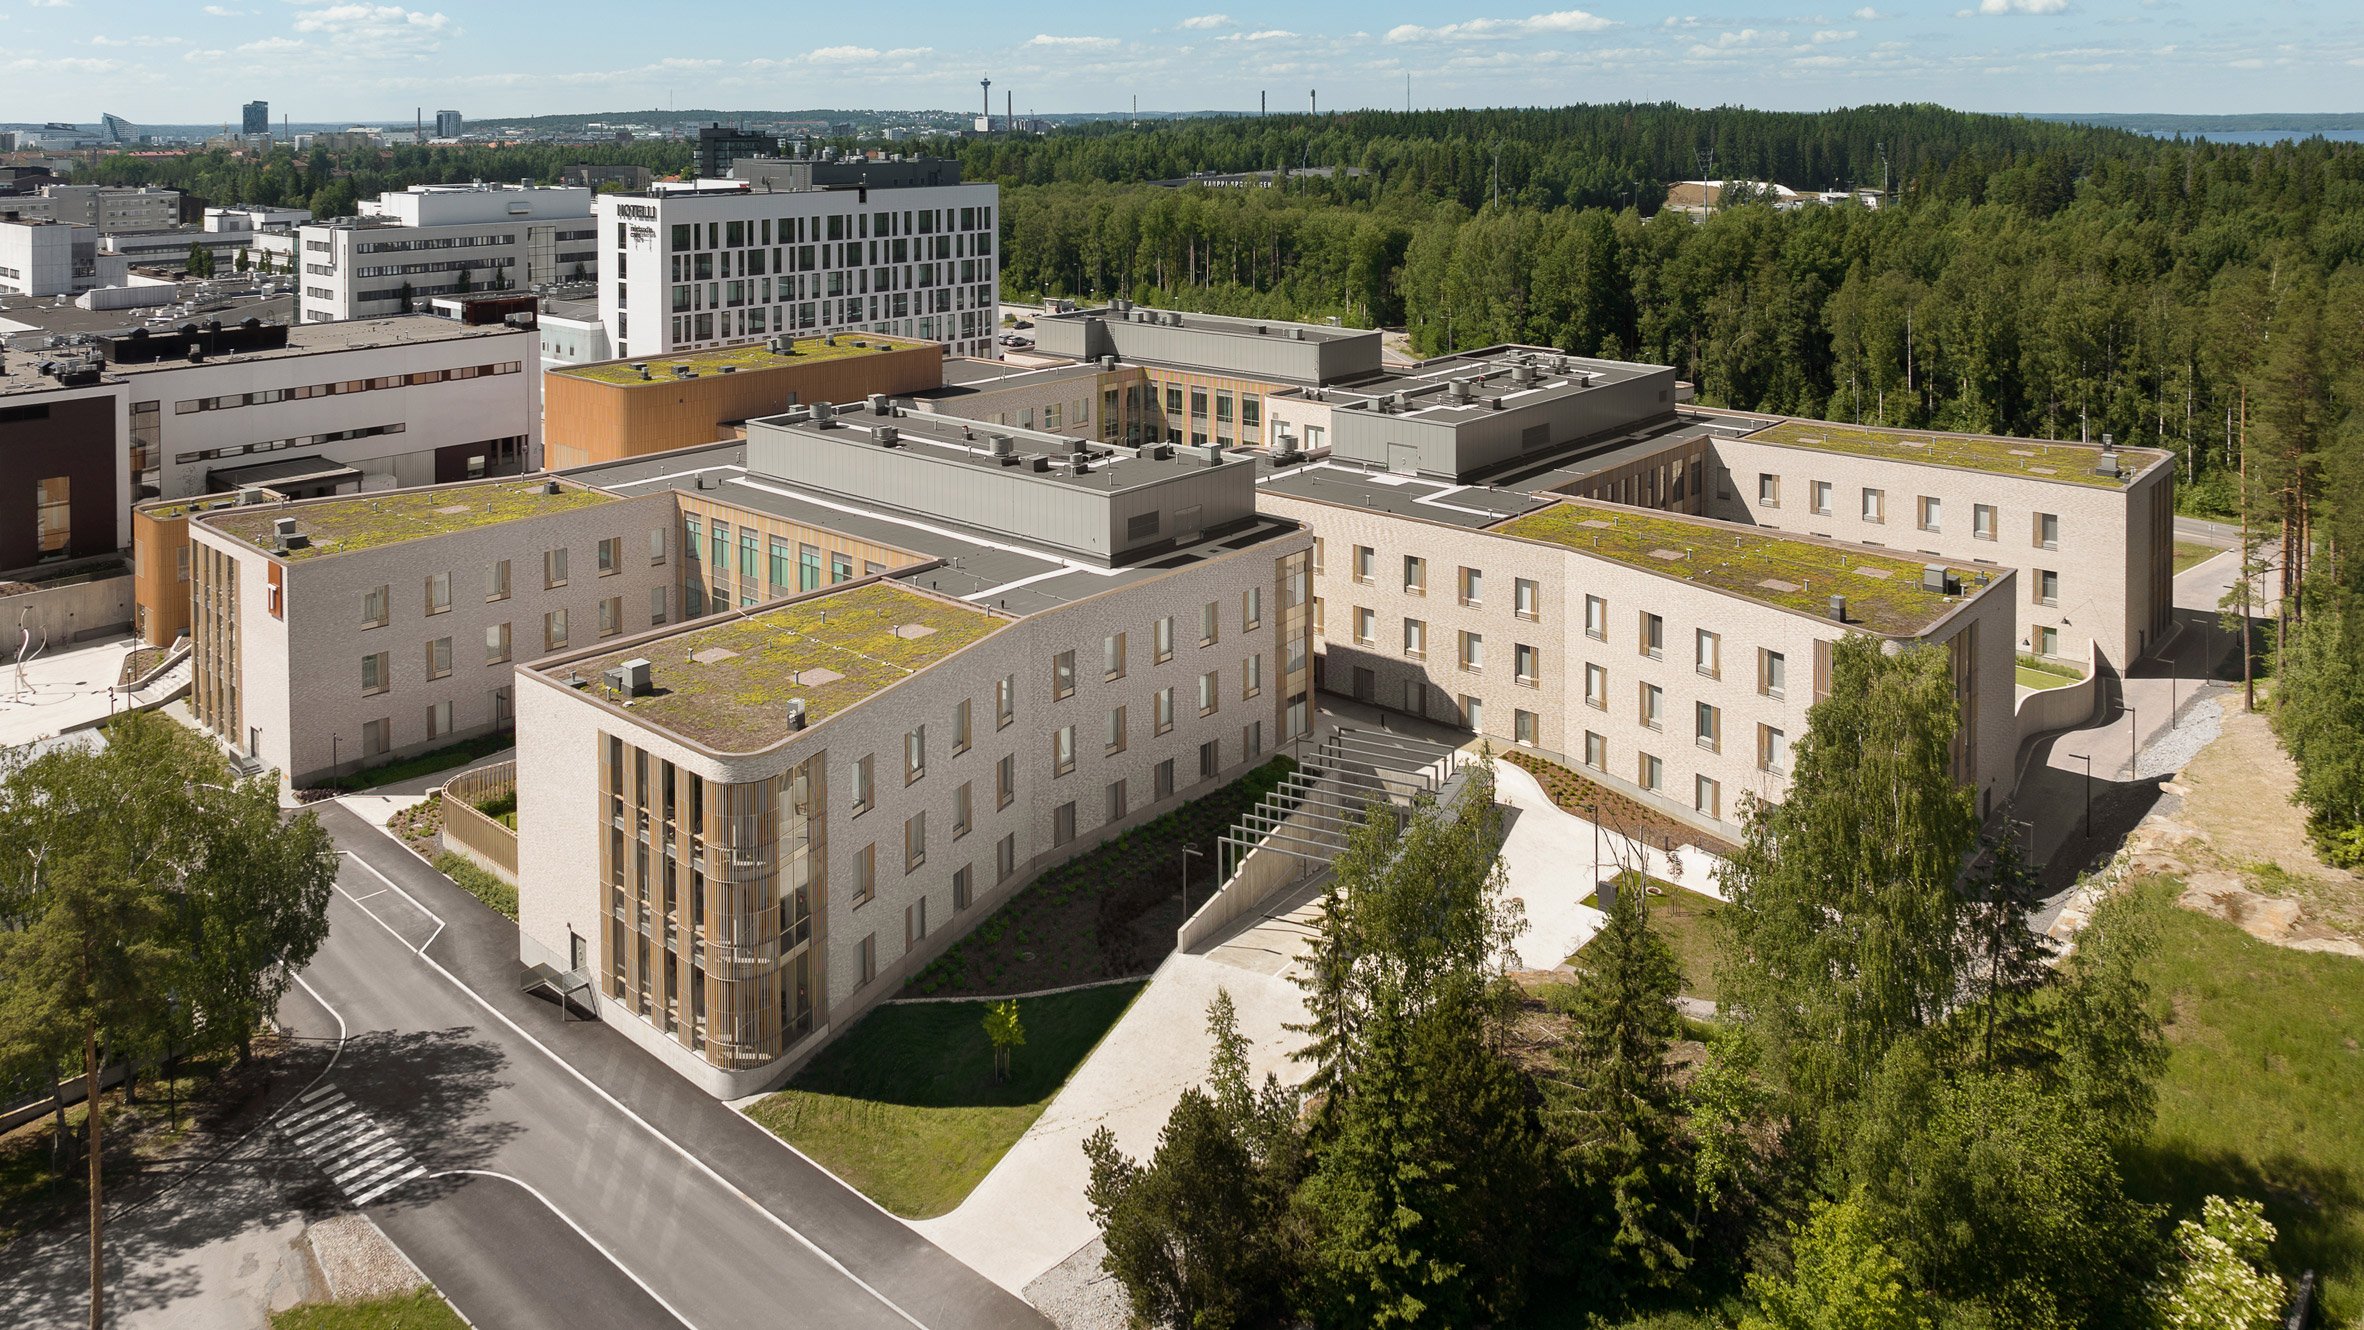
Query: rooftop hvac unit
[[694, 473, 715, 490], [1253, 324, 1267, 335], [1027, 456, 1052, 472], [867, 393, 890, 415], [1143, 442, 1173, 460], [671, 363, 690, 377], [1166, 311, 1183, 327], [544, 479, 562, 495], [1828, 594, 1848, 623], [633, 362, 650, 380], [606, 657, 653, 697], [811, 400, 835, 424], [718, 365, 736, 374], [986, 433, 1016, 459], [784, 697, 807, 732], [273, 515, 298, 542], [1921, 564, 1960, 595], [1288, 327, 1305, 340], [1099, 354, 1116, 370], [875, 425, 900, 446], [1391, 390, 1411, 411], [1198, 443, 1227, 465], [1511, 364, 1535, 386]]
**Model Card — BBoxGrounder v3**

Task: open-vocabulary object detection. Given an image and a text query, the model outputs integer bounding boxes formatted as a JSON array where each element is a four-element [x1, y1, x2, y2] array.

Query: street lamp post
[[2127, 705, 2139, 778], [1181, 845, 1205, 923], [2075, 752, 2092, 838]]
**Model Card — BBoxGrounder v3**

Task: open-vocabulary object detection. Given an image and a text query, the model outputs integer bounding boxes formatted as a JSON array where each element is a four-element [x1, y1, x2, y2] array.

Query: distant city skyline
[[2, 1, 2359, 124]]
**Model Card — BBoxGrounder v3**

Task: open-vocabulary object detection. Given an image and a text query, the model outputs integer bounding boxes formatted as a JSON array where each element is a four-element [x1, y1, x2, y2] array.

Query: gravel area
[[2135, 692, 2224, 782], [1023, 1238, 1133, 1330], [305, 1213, 428, 1303]]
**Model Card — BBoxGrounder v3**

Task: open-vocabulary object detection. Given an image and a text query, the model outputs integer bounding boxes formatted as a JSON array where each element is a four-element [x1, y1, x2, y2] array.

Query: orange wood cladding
[[544, 342, 945, 470]]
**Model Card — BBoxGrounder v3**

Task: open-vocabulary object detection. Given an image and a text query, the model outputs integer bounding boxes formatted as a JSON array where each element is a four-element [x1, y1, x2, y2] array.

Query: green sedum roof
[[1494, 499, 1991, 636], [574, 581, 1004, 751], [206, 480, 615, 559], [556, 335, 918, 386], [1745, 419, 2158, 488]]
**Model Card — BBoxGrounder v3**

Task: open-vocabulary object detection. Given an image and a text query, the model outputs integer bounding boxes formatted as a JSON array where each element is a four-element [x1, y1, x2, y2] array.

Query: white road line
[[300, 1118, 376, 1154], [427, 1170, 695, 1328], [281, 1097, 347, 1131], [290, 1102, 358, 1141], [335, 850, 932, 1330], [351, 1164, 427, 1207], [299, 1083, 341, 1104], [332, 1139, 404, 1180], [338, 1153, 416, 1192]]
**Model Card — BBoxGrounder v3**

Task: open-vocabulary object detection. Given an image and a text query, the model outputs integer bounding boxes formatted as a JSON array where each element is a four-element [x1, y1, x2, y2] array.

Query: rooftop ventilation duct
[[1511, 364, 1535, 386], [544, 479, 562, 495], [811, 400, 835, 425], [1289, 327, 1305, 340], [718, 365, 736, 374], [273, 516, 298, 542], [784, 697, 807, 732], [1828, 594, 1848, 623], [1099, 354, 1117, 371]]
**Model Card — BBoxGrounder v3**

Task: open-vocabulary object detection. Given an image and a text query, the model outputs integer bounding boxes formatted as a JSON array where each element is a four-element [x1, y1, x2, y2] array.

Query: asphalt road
[[283, 802, 1049, 1330]]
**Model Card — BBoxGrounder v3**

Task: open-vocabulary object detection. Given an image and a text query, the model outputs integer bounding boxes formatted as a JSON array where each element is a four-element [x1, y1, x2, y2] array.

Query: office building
[[0, 217, 108, 297], [298, 183, 598, 324], [0, 184, 182, 234], [593, 164, 998, 363], [0, 354, 127, 573], [542, 334, 942, 469], [434, 110, 464, 140], [694, 123, 775, 179], [242, 101, 270, 137]]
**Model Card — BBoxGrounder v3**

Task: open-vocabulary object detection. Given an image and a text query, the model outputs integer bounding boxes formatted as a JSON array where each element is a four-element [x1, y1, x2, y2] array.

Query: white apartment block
[[594, 175, 1000, 364], [185, 478, 680, 785], [0, 217, 105, 297], [1692, 415, 2175, 672], [95, 317, 543, 500], [298, 184, 598, 324], [0, 184, 181, 233]]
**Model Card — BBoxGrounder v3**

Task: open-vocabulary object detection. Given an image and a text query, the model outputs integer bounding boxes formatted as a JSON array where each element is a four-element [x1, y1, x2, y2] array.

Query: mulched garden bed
[[1502, 749, 1741, 859], [909, 756, 1298, 997]]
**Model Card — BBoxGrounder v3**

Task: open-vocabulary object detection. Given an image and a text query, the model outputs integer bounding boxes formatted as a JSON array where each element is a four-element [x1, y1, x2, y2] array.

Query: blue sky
[[4, 1, 2359, 124]]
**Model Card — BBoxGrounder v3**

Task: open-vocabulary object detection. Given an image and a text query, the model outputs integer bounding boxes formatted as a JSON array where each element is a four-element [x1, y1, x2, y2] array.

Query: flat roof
[[1738, 418, 2168, 488], [1046, 304, 1369, 345], [110, 315, 521, 376], [1493, 498, 1993, 635], [565, 581, 1004, 751], [924, 357, 1105, 394], [202, 478, 615, 560], [1312, 346, 1668, 428], [758, 403, 1255, 495], [553, 333, 928, 387], [0, 291, 296, 347], [570, 441, 1305, 617], [0, 359, 117, 398]]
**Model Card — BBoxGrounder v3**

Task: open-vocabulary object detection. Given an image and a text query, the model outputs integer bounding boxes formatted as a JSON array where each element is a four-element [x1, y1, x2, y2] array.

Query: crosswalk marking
[[277, 1082, 424, 1208]]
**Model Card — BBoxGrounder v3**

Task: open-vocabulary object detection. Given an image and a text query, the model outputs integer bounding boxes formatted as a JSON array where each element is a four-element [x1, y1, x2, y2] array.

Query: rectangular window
[[1585, 662, 1607, 709], [598, 595, 621, 638], [33, 476, 69, 555], [1155, 687, 1175, 735], [543, 547, 568, 589], [1917, 496, 1942, 533], [1514, 578, 1539, 622], [1696, 774, 1721, 819], [1197, 671, 1220, 716], [855, 844, 877, 905], [1514, 642, 1540, 686], [1515, 708, 1538, 746], [768, 537, 792, 589], [953, 698, 973, 755], [905, 724, 926, 784], [1242, 587, 1262, 631], [425, 571, 451, 616], [1106, 779, 1128, 824], [2037, 569, 2060, 606], [597, 535, 622, 574], [1352, 545, 1374, 584], [1155, 757, 1176, 800], [996, 673, 1015, 728], [1759, 724, 1790, 773], [485, 622, 511, 664], [1403, 618, 1426, 659], [1243, 654, 1262, 698], [1104, 632, 1127, 680], [1402, 556, 1426, 596], [1584, 730, 1606, 770], [1760, 648, 1787, 698], [1200, 739, 1221, 780], [1053, 725, 1076, 776], [1105, 706, 1128, 755], [953, 782, 973, 838], [1861, 488, 1885, 524], [1053, 800, 1077, 847], [1974, 503, 1997, 541], [858, 933, 877, 986], [1696, 629, 1721, 679], [905, 811, 927, 872], [487, 560, 510, 601], [1201, 600, 1220, 646], [542, 609, 568, 651], [1696, 701, 1722, 752], [362, 651, 390, 696], [649, 527, 668, 565], [1641, 682, 1664, 731], [363, 717, 390, 757], [1460, 631, 1484, 672], [1459, 566, 1483, 606], [2036, 624, 2060, 656], [1758, 473, 1780, 507], [1154, 616, 1175, 663], [1639, 752, 1663, 792], [997, 753, 1016, 809], [650, 585, 668, 625], [906, 897, 927, 949], [2036, 512, 2059, 549], [1052, 650, 1076, 701], [1640, 613, 1664, 659], [428, 699, 452, 740], [997, 832, 1016, 883], [1463, 694, 1484, 732], [853, 753, 875, 814], [426, 637, 453, 681], [1811, 479, 1833, 515], [1585, 595, 1606, 642], [362, 584, 389, 628], [1353, 607, 1375, 646], [953, 864, 973, 911]]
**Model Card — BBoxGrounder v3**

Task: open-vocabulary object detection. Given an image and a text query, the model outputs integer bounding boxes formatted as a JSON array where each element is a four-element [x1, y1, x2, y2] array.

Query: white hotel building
[[594, 164, 999, 364], [299, 184, 600, 324]]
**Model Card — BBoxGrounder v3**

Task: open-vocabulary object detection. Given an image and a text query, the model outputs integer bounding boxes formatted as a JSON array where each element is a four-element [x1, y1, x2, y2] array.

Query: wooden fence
[[442, 760, 519, 884]]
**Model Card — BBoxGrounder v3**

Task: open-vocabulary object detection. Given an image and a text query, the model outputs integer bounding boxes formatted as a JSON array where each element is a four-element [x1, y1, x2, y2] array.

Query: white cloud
[[1026, 33, 1120, 48], [1177, 13, 1231, 29], [291, 4, 453, 53], [201, 4, 246, 13], [1387, 9, 1614, 42], [1976, 0, 2068, 12], [24, 0, 74, 8], [1852, 5, 1885, 16], [237, 35, 305, 53], [184, 47, 227, 61], [1220, 28, 1296, 42], [1812, 28, 1856, 42], [90, 33, 182, 46]]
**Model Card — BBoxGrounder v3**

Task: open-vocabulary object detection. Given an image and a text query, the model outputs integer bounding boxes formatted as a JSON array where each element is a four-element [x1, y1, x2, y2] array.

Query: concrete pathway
[[911, 880, 1325, 1297], [0, 633, 139, 750]]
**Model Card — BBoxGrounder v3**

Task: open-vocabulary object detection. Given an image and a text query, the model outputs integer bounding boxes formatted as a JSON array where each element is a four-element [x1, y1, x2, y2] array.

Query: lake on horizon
[[2131, 127, 2364, 145]]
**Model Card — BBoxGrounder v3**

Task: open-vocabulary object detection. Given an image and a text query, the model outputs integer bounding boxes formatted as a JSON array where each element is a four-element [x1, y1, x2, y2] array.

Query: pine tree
[[1960, 829, 2055, 1075]]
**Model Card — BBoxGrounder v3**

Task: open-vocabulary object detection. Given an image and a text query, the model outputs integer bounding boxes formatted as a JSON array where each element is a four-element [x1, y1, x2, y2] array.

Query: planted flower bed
[[1502, 749, 1739, 858], [910, 756, 1297, 997]]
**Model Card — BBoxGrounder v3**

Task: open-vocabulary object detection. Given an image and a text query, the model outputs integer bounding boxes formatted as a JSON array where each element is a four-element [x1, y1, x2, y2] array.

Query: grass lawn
[[1573, 872, 1724, 1004], [2173, 540, 2225, 575], [433, 850, 517, 920], [746, 982, 1145, 1219], [321, 731, 513, 793], [2017, 665, 2079, 690], [270, 1290, 467, 1329], [2119, 879, 2364, 1325]]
